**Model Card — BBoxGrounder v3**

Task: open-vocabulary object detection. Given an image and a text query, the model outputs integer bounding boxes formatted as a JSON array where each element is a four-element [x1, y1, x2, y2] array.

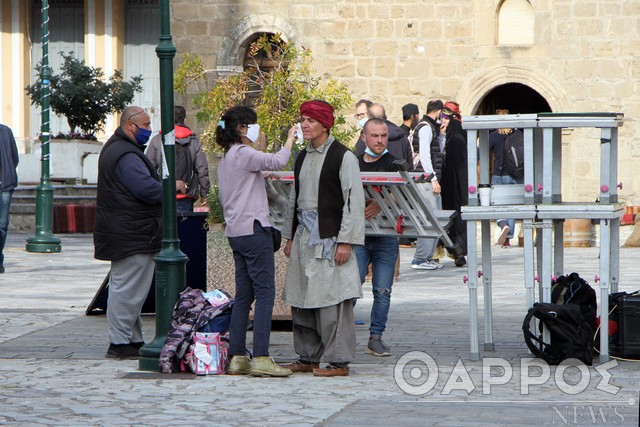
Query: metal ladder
[[265, 169, 462, 255]]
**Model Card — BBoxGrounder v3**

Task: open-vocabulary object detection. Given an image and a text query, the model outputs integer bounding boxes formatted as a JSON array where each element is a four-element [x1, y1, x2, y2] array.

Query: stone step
[[14, 184, 97, 197], [9, 185, 97, 232]]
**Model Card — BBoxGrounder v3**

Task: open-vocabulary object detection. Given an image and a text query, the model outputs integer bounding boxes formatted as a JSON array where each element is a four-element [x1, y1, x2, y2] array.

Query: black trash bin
[[177, 211, 208, 292]]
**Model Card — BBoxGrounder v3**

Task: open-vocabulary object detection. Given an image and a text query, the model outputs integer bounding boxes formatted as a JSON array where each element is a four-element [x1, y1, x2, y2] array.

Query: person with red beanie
[[444, 101, 462, 122], [282, 100, 365, 377]]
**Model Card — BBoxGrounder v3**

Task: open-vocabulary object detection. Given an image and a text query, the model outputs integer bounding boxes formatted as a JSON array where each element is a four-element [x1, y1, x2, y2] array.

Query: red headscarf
[[444, 101, 462, 122], [300, 100, 335, 130]]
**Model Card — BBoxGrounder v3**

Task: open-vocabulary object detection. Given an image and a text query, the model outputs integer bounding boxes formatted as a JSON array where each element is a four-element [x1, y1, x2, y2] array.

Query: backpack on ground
[[159, 287, 233, 373], [181, 332, 229, 375], [503, 129, 524, 180], [179, 289, 233, 375], [175, 137, 198, 197], [522, 272, 597, 365]]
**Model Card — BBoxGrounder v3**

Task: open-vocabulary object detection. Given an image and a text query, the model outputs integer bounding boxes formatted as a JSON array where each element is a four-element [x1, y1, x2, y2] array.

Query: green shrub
[[26, 51, 143, 138]]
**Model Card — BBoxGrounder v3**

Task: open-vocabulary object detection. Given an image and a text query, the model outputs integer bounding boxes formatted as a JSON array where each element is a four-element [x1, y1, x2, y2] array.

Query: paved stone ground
[[0, 232, 639, 426]]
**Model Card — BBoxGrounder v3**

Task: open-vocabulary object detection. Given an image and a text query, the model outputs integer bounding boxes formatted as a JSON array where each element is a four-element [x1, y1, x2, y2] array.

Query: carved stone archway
[[457, 65, 570, 116], [216, 14, 299, 76]]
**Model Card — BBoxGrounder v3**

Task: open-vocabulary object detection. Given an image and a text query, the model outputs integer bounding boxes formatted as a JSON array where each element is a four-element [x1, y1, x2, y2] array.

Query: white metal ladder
[[265, 169, 461, 254]]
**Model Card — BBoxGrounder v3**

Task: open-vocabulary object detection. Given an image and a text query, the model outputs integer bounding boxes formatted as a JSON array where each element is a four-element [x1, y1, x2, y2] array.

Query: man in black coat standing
[[94, 106, 163, 359]]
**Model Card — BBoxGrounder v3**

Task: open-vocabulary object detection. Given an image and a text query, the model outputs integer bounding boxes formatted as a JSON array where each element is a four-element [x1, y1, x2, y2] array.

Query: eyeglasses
[[354, 113, 367, 119], [128, 110, 145, 121]]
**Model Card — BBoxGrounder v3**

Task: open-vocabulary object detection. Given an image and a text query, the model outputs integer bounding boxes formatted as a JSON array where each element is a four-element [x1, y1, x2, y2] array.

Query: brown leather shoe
[[313, 365, 350, 377], [281, 360, 319, 373]]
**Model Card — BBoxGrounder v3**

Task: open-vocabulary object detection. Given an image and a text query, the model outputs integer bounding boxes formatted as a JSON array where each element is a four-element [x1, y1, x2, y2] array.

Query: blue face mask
[[364, 147, 388, 158], [135, 127, 152, 145]]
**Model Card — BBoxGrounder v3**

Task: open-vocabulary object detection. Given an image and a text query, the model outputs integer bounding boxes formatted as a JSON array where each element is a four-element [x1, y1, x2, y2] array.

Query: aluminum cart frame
[[462, 112, 624, 362]]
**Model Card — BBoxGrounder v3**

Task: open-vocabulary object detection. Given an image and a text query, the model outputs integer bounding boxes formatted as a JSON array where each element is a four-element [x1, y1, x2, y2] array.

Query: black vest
[[292, 139, 349, 239], [412, 115, 443, 178], [94, 128, 163, 260]]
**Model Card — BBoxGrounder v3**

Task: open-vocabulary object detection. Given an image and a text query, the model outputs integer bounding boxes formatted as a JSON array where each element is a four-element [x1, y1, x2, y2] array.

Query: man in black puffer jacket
[[94, 106, 163, 359]]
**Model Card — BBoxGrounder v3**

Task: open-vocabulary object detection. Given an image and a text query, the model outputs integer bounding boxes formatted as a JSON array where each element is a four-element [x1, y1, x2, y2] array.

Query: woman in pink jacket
[[216, 105, 296, 377]]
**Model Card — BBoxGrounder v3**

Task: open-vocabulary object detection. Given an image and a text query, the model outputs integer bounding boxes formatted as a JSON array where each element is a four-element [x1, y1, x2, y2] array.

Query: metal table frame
[[462, 112, 624, 362]]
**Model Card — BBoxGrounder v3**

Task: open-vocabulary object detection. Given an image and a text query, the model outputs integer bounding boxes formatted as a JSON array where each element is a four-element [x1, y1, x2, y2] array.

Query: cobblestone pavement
[[0, 232, 639, 426]]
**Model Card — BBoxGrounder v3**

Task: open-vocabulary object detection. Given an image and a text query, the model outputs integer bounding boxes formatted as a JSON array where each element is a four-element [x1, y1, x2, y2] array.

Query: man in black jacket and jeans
[[0, 123, 18, 274], [94, 106, 163, 359], [355, 118, 403, 357]]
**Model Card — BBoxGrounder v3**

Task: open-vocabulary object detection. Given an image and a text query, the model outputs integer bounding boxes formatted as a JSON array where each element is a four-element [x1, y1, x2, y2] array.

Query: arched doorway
[[475, 83, 551, 115], [242, 32, 286, 107]]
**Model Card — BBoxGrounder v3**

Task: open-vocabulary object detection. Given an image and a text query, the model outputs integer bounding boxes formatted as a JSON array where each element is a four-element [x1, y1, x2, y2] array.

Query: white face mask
[[246, 124, 260, 143], [358, 118, 369, 129], [296, 123, 304, 142]]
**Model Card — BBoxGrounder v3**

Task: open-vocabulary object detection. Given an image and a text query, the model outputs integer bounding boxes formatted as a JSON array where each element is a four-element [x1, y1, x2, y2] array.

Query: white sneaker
[[411, 260, 438, 270], [496, 225, 510, 245], [431, 260, 445, 269]]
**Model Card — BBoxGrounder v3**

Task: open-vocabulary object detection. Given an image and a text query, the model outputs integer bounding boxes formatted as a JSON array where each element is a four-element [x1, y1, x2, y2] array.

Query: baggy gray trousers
[[291, 299, 356, 366], [107, 253, 156, 345]]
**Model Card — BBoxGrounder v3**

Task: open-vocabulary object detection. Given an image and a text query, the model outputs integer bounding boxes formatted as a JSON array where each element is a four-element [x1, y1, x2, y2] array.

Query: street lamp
[[138, 0, 188, 371], [26, 0, 61, 254]]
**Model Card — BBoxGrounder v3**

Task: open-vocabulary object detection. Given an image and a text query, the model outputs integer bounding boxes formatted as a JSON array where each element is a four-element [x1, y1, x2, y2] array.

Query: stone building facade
[[170, 0, 639, 204], [2, 0, 638, 203]]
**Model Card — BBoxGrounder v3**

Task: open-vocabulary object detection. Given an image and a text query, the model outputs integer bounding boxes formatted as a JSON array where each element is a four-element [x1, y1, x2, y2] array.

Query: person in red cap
[[444, 101, 462, 122], [282, 100, 365, 377]]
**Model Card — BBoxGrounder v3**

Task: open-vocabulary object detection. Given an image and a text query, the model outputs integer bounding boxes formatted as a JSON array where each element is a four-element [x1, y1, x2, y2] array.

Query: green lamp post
[[138, 0, 188, 371], [26, 0, 61, 254]]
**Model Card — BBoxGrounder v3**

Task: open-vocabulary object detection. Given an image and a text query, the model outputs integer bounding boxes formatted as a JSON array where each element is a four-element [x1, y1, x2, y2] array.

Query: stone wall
[[171, 0, 640, 204]]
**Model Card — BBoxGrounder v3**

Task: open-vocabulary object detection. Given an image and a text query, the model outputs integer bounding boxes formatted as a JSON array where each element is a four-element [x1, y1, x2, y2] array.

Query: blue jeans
[[491, 175, 517, 238], [354, 236, 399, 337], [0, 190, 13, 266], [227, 221, 275, 357]]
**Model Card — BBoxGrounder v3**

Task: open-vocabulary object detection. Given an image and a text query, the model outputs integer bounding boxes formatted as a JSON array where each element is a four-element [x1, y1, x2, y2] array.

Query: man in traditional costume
[[282, 100, 365, 377]]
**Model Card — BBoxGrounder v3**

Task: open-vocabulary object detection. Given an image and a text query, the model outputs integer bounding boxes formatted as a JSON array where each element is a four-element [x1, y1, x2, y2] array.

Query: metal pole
[[139, 0, 188, 371], [26, 0, 61, 253]]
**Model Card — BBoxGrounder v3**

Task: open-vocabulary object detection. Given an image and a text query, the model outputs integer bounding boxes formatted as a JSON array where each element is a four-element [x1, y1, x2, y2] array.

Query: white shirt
[[418, 122, 437, 180]]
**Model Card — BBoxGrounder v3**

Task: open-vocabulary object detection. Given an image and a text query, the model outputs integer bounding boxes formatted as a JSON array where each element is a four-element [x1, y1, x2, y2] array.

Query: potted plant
[[26, 51, 143, 140], [24, 52, 143, 183]]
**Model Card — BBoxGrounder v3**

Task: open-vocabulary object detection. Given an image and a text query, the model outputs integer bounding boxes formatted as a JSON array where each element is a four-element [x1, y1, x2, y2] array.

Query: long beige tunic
[[282, 136, 365, 309]]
